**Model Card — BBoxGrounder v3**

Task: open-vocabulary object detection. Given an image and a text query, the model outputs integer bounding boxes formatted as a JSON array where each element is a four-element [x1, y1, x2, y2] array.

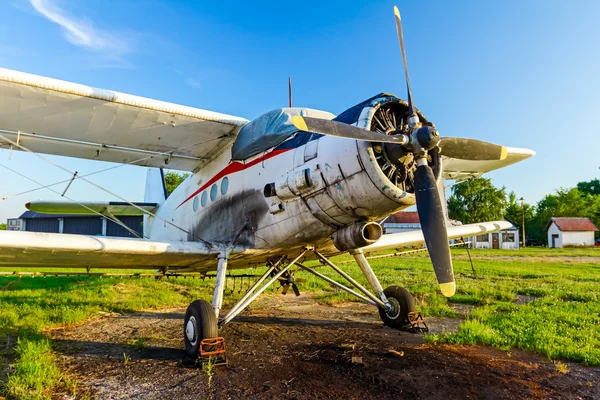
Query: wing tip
[[393, 6, 401, 18], [506, 146, 536, 159]]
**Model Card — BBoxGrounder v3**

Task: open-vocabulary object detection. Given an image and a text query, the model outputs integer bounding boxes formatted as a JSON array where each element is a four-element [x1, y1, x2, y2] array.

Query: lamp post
[[519, 197, 526, 247]]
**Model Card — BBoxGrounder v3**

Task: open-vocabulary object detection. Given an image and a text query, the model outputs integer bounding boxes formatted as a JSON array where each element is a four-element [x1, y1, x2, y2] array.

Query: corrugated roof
[[547, 217, 598, 232], [19, 211, 106, 219], [387, 211, 420, 224]]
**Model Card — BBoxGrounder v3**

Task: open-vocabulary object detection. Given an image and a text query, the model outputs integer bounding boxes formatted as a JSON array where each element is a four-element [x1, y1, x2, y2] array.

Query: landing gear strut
[[184, 250, 230, 358]]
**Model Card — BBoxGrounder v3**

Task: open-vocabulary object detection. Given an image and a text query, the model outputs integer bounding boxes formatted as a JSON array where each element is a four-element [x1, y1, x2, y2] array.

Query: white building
[[546, 217, 598, 248], [469, 223, 520, 250], [383, 212, 520, 250], [5, 218, 23, 231]]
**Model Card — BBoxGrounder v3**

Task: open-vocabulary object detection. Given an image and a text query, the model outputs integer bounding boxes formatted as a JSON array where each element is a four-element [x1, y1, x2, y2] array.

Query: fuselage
[[147, 131, 414, 251], [144, 94, 426, 265]]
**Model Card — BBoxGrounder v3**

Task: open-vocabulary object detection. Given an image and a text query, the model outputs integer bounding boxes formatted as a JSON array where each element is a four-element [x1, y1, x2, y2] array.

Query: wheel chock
[[199, 337, 228, 366]]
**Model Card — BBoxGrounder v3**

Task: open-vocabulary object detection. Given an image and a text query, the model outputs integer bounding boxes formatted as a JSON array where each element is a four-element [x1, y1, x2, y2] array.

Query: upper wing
[[0, 67, 249, 171], [443, 147, 535, 181]]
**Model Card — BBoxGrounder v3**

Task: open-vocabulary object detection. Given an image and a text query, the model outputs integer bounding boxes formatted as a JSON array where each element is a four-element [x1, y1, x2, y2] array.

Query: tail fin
[[144, 168, 167, 204], [144, 168, 167, 238]]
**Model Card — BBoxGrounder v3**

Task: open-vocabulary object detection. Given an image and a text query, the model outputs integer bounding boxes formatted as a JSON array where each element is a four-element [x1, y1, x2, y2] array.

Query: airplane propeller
[[392, 5, 454, 297], [290, 6, 515, 296], [291, 117, 507, 162]]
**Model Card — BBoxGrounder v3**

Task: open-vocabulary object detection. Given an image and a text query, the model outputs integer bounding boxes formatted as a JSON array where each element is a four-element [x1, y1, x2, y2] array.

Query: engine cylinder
[[332, 222, 383, 251]]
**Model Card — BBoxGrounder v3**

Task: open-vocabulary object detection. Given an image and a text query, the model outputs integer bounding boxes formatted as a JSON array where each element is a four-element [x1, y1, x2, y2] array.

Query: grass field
[[1, 247, 599, 399]]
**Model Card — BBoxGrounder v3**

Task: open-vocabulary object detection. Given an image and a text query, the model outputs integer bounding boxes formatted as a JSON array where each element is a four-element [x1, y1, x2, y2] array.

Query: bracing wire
[[0, 133, 227, 201], [0, 133, 214, 247], [0, 163, 144, 238]]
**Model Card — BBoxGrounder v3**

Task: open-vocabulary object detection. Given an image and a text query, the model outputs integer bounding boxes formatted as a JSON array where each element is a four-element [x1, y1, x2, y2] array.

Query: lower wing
[[360, 220, 512, 253], [0, 221, 509, 272], [0, 231, 221, 270]]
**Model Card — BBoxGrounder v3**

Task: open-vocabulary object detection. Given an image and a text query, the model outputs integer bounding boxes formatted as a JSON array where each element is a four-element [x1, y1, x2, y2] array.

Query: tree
[[0, 223, 5, 230], [577, 179, 600, 196], [447, 178, 507, 224], [164, 171, 190, 196]]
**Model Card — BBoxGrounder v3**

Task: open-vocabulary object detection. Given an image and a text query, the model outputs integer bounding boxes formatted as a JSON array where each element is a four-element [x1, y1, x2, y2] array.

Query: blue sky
[[1, 0, 599, 222]]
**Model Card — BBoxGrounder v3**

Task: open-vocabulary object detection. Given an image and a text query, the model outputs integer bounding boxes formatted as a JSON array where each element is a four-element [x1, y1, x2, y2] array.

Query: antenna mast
[[288, 77, 292, 107]]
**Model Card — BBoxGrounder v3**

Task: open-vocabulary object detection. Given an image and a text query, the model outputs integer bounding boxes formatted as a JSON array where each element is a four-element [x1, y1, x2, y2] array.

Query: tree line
[[448, 178, 600, 243]]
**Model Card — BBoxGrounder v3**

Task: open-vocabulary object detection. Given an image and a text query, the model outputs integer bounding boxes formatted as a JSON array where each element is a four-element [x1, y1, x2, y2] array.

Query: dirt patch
[[49, 294, 600, 399]]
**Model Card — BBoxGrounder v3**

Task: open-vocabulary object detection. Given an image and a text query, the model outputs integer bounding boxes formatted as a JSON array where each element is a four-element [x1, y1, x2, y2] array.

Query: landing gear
[[378, 286, 415, 328], [184, 300, 218, 357], [184, 250, 229, 358], [183, 247, 421, 359]]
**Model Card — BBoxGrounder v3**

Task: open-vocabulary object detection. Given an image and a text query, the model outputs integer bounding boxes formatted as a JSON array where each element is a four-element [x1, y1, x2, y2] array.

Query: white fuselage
[[147, 135, 415, 255]]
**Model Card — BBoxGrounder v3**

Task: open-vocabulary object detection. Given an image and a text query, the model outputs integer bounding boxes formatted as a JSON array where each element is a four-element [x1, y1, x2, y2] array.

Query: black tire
[[378, 286, 415, 329], [184, 300, 218, 358]]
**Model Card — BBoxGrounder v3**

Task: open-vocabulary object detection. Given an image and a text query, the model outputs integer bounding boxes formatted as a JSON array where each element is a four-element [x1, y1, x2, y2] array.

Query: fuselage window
[[221, 177, 229, 195], [201, 191, 208, 207], [210, 183, 218, 201], [192, 196, 199, 212]]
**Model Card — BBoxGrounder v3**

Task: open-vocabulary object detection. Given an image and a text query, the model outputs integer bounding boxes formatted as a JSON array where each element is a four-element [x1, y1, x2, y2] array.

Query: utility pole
[[519, 197, 526, 247]]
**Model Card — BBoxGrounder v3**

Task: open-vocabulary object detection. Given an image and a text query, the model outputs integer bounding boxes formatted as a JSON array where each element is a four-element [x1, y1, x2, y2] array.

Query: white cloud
[[29, 0, 132, 67], [186, 78, 202, 89]]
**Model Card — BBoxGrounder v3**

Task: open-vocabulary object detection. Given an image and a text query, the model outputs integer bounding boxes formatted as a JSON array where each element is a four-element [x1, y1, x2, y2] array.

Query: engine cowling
[[334, 93, 431, 196]]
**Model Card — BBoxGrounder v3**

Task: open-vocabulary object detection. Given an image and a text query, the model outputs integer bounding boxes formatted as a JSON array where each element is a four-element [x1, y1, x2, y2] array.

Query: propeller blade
[[439, 137, 508, 161], [393, 6, 415, 117], [414, 164, 455, 297], [292, 116, 409, 145]]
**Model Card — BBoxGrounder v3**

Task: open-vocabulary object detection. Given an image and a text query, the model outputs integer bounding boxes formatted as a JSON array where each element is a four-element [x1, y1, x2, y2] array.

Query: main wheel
[[184, 300, 218, 358], [378, 286, 415, 329]]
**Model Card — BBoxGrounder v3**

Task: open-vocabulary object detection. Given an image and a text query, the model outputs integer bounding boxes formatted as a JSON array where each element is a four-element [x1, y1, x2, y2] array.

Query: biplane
[[0, 7, 533, 357]]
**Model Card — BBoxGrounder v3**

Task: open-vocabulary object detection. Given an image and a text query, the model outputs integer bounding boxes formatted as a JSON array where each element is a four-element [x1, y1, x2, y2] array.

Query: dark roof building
[[17, 211, 142, 238]]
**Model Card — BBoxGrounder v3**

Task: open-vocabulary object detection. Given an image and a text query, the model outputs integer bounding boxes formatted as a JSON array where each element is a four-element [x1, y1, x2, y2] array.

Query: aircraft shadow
[[52, 338, 189, 363], [229, 315, 381, 330]]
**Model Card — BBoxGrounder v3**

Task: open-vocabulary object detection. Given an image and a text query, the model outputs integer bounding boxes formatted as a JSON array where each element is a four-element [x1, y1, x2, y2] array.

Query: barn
[[14, 211, 143, 238], [546, 217, 598, 248]]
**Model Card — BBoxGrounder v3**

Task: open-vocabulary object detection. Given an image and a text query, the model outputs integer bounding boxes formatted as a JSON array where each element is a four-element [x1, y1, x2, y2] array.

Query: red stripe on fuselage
[[176, 148, 292, 209]]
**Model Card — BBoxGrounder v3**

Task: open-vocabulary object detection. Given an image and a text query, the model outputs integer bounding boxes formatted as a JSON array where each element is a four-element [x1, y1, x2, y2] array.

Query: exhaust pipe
[[332, 222, 383, 252]]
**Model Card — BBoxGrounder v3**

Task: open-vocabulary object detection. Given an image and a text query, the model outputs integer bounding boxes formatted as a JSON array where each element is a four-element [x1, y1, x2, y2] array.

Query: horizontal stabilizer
[[26, 200, 158, 216]]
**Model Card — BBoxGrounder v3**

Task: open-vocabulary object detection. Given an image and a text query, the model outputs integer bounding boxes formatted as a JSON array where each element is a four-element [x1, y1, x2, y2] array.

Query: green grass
[[5, 336, 60, 400], [0, 247, 599, 398]]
